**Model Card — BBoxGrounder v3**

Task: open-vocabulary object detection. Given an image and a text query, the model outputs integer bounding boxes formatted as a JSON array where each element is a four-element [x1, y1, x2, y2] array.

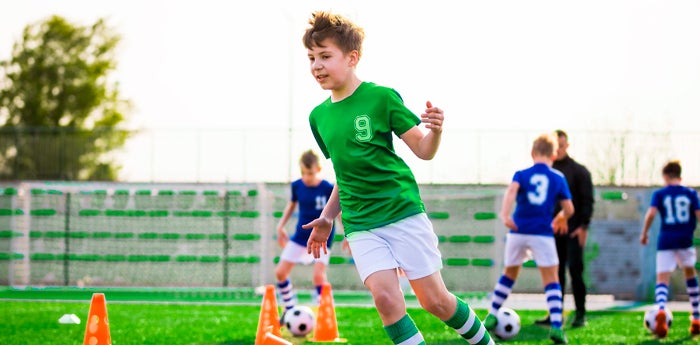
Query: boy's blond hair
[[300, 149, 320, 170], [531, 133, 558, 157], [302, 11, 365, 57]]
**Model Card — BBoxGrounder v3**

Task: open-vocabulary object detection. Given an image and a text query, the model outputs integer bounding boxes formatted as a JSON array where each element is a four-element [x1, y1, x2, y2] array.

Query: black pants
[[556, 234, 586, 314]]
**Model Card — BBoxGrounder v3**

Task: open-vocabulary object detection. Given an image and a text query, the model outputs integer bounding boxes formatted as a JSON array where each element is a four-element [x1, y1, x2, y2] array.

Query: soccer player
[[275, 150, 337, 313], [301, 11, 495, 345], [483, 133, 574, 344], [640, 160, 700, 338]]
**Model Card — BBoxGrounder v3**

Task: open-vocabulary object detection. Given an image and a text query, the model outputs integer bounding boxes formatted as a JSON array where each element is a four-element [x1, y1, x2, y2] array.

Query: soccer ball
[[644, 305, 673, 333], [283, 305, 316, 337], [494, 307, 521, 340]]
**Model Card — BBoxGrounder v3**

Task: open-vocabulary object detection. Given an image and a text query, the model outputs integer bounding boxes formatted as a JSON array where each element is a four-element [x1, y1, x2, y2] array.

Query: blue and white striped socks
[[545, 282, 563, 329], [687, 278, 700, 320], [490, 275, 514, 315], [277, 279, 296, 311], [655, 283, 669, 311]]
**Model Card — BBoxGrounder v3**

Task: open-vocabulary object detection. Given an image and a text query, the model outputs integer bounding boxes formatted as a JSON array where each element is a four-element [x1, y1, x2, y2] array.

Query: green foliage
[[0, 15, 131, 180]]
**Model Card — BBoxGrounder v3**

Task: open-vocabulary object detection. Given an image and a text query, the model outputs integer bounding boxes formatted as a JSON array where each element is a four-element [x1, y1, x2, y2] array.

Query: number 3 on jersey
[[663, 195, 691, 224], [527, 174, 549, 206]]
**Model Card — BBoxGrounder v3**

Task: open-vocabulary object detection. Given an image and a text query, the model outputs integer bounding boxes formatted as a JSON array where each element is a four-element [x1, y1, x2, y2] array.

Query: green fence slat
[[176, 255, 198, 262], [114, 233, 134, 239], [273, 211, 283, 218], [247, 256, 260, 263], [227, 190, 242, 196], [105, 209, 127, 217], [428, 212, 449, 219], [445, 258, 470, 266], [2, 188, 17, 195], [0, 209, 23, 216], [30, 209, 57, 216], [30, 188, 46, 195], [149, 255, 170, 262], [127, 210, 147, 217], [208, 234, 226, 240], [202, 190, 218, 196], [247, 190, 258, 197], [138, 233, 159, 239], [128, 255, 149, 262], [148, 210, 169, 217], [471, 258, 494, 267], [329, 257, 346, 264], [199, 255, 220, 263], [31, 253, 55, 261], [135, 190, 152, 196], [240, 211, 260, 218], [185, 233, 206, 240], [233, 233, 260, 241], [104, 255, 127, 262], [227, 256, 247, 263], [448, 235, 471, 243], [29, 231, 42, 238], [92, 232, 112, 239], [79, 209, 102, 216], [114, 190, 130, 195], [45, 231, 65, 238], [216, 211, 239, 217], [273, 256, 280, 264], [473, 235, 495, 244], [47, 189, 63, 195], [600, 191, 628, 201], [0, 230, 21, 238], [68, 232, 89, 238], [437, 235, 447, 243], [179, 190, 197, 196], [523, 260, 537, 268], [161, 233, 181, 240], [192, 210, 213, 217], [157, 190, 174, 196], [474, 212, 497, 220]]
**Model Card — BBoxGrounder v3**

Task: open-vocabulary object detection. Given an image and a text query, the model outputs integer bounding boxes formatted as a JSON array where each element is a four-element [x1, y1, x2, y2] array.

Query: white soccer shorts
[[346, 213, 443, 283], [280, 240, 331, 265], [656, 247, 697, 273], [504, 232, 559, 268]]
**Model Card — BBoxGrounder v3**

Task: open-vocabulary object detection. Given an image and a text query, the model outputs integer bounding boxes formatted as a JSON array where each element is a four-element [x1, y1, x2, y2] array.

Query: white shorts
[[346, 213, 443, 283], [504, 233, 559, 268], [656, 247, 697, 273], [280, 241, 331, 265]]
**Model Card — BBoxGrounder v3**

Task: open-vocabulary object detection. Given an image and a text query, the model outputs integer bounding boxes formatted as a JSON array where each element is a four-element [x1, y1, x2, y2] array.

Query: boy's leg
[[654, 271, 672, 338], [365, 269, 425, 344], [540, 266, 566, 344], [682, 265, 700, 334], [312, 261, 328, 305], [485, 268, 519, 331], [275, 260, 297, 312], [411, 271, 495, 345]]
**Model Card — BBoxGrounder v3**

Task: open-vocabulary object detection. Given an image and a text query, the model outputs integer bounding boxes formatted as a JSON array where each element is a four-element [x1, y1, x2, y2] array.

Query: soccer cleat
[[571, 312, 586, 328], [690, 319, 700, 335], [483, 313, 498, 331], [549, 327, 568, 344], [655, 309, 668, 338], [534, 314, 551, 326]]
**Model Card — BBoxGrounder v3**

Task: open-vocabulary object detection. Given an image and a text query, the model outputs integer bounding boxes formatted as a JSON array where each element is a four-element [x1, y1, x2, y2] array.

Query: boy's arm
[[640, 207, 657, 245], [276, 201, 297, 248], [303, 184, 341, 258], [500, 181, 519, 230], [400, 101, 443, 160]]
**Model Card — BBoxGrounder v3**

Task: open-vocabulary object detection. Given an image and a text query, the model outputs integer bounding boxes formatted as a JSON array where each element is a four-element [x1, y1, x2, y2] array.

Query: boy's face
[[300, 163, 320, 186], [307, 38, 357, 91]]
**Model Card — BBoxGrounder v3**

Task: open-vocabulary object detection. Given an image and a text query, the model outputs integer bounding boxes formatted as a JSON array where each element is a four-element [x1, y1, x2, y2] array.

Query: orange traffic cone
[[312, 282, 345, 342], [255, 285, 282, 345], [262, 326, 293, 345], [83, 293, 111, 345]]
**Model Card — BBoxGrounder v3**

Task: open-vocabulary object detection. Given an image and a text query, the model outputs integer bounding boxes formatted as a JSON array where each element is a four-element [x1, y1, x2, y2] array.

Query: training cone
[[262, 326, 293, 345], [312, 282, 345, 343], [255, 285, 282, 345], [83, 293, 111, 345]]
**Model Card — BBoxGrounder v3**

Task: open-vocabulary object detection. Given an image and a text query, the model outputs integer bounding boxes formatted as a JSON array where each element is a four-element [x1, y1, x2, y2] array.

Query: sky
[[1, 0, 699, 184]]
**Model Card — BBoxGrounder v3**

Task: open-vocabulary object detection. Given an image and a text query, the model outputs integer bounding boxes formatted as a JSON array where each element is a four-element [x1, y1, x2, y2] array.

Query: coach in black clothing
[[537, 130, 595, 328]]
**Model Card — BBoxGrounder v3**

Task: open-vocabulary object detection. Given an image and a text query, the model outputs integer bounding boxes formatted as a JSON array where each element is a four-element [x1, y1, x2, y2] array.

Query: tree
[[0, 15, 131, 180]]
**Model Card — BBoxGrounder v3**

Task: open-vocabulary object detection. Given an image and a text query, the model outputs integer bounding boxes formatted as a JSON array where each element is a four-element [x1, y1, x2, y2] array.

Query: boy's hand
[[303, 216, 333, 258], [640, 233, 649, 245], [502, 216, 517, 231], [276, 226, 289, 248], [570, 226, 587, 247], [421, 101, 444, 133], [552, 214, 568, 235]]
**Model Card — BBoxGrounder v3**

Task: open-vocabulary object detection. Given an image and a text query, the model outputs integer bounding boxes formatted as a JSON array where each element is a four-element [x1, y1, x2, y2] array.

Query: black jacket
[[553, 155, 594, 232]]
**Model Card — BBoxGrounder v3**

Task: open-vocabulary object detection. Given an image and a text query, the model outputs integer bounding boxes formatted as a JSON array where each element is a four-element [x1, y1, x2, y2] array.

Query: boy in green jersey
[[300, 11, 495, 345]]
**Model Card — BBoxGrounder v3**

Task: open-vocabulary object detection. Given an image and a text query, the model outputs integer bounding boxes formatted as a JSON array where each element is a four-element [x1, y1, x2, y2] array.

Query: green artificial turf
[[2, 300, 699, 344]]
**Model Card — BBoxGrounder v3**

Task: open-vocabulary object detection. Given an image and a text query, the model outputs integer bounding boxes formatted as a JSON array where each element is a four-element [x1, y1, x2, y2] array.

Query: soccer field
[[3, 299, 699, 345]]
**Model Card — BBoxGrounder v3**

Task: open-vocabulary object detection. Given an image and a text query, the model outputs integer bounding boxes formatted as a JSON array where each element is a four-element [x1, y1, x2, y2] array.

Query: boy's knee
[[419, 293, 452, 317]]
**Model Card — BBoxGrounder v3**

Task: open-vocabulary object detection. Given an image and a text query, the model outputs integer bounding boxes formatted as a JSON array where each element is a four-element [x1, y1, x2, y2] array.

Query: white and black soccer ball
[[494, 307, 521, 340], [284, 305, 316, 337], [644, 305, 673, 333]]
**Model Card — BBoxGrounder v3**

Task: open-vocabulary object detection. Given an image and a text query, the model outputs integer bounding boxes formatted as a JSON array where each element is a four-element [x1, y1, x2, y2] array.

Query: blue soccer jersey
[[650, 185, 700, 250], [289, 179, 336, 248], [511, 163, 572, 236]]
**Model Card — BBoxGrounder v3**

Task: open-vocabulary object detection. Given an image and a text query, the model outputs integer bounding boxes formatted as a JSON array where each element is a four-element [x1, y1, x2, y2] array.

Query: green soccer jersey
[[309, 82, 425, 234]]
